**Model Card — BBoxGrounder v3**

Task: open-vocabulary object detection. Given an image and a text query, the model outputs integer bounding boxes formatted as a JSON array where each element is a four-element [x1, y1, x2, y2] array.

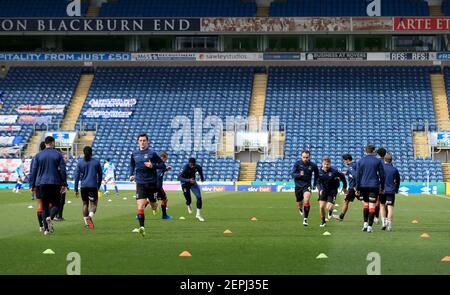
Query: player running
[[290, 150, 319, 227], [317, 156, 347, 227], [380, 153, 400, 231], [178, 158, 205, 222], [30, 136, 68, 236], [334, 154, 360, 221], [355, 144, 385, 233], [129, 133, 165, 237], [13, 157, 26, 193], [74, 146, 103, 229], [154, 151, 173, 219], [103, 158, 119, 197]]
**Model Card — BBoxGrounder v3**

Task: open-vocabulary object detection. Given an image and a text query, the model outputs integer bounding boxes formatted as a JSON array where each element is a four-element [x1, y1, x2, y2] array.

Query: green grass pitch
[[0, 190, 449, 275]]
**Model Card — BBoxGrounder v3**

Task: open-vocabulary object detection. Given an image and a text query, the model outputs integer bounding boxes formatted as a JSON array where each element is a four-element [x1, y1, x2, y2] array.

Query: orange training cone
[[179, 251, 192, 257], [251, 217, 258, 221], [441, 256, 450, 262], [420, 233, 430, 238], [223, 229, 232, 234], [411, 220, 419, 224]]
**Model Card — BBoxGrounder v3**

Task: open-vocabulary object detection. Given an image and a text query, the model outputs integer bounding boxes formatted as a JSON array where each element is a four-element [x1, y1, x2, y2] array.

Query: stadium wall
[[0, 181, 445, 195]]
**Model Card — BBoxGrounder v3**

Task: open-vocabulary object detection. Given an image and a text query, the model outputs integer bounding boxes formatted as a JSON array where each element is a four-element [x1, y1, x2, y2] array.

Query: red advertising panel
[[394, 17, 450, 31]]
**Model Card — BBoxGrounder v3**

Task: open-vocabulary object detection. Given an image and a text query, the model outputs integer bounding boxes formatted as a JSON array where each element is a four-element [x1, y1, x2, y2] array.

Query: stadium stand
[[67, 67, 256, 181], [99, 0, 256, 17], [443, 0, 450, 15], [0, 0, 88, 17], [444, 67, 450, 117], [256, 66, 443, 183], [270, 0, 429, 17], [0, 67, 83, 155]]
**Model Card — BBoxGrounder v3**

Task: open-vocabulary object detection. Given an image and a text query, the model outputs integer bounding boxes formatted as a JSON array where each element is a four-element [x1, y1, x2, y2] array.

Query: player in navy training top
[[317, 156, 347, 227], [355, 144, 385, 233], [74, 146, 103, 230], [30, 136, 68, 236], [178, 158, 205, 222], [129, 133, 165, 237], [374, 147, 387, 225], [290, 150, 319, 227], [334, 154, 361, 221], [380, 153, 400, 231]]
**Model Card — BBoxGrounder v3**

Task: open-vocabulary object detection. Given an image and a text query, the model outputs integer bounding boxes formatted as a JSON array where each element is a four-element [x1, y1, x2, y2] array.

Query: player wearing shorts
[[74, 146, 102, 229], [13, 158, 26, 193], [380, 153, 400, 231], [290, 150, 319, 226], [129, 133, 165, 237], [30, 136, 68, 236], [155, 151, 173, 219], [178, 158, 205, 222], [334, 154, 360, 221], [103, 158, 119, 196], [356, 144, 385, 233], [317, 156, 347, 227]]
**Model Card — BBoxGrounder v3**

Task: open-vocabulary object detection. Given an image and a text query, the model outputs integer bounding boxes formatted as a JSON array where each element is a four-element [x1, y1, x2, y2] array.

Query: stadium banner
[[0, 52, 132, 61], [351, 17, 393, 31], [196, 52, 263, 61], [390, 52, 431, 61], [0, 146, 20, 156], [0, 173, 19, 182], [0, 125, 21, 131], [237, 184, 278, 192], [394, 17, 450, 31], [0, 159, 22, 173], [0, 136, 16, 146], [87, 98, 137, 108], [45, 132, 77, 148], [201, 17, 352, 33], [0, 18, 200, 33], [436, 52, 450, 61], [304, 52, 367, 61], [200, 185, 235, 192], [446, 182, 450, 195], [18, 115, 52, 124], [398, 182, 444, 195], [263, 52, 301, 60], [132, 52, 197, 61], [81, 108, 133, 119], [236, 131, 269, 148], [0, 115, 18, 124], [429, 132, 450, 147], [16, 104, 65, 114]]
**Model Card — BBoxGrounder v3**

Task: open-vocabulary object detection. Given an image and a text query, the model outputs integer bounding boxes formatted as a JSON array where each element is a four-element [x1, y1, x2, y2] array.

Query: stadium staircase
[[239, 162, 257, 181], [24, 131, 45, 157], [217, 131, 235, 158], [431, 73, 450, 181], [60, 74, 94, 131], [86, 4, 100, 17], [256, 6, 270, 17], [430, 74, 450, 131], [248, 73, 267, 131], [413, 132, 430, 158], [237, 73, 269, 181], [429, 5, 443, 16], [74, 131, 96, 157]]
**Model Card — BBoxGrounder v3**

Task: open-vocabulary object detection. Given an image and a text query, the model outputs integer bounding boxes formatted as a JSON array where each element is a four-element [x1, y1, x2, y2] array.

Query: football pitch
[[0, 190, 449, 275]]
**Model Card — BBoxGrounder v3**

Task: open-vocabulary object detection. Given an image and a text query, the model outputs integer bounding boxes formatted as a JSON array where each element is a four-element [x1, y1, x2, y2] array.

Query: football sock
[[137, 209, 145, 227], [303, 202, 310, 218]]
